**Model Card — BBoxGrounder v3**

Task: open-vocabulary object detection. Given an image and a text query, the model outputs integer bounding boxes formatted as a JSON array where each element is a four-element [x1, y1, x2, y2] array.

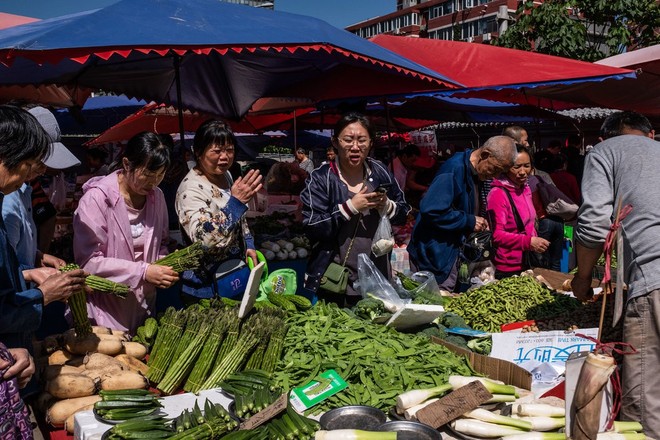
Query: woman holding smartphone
[[300, 112, 410, 304]]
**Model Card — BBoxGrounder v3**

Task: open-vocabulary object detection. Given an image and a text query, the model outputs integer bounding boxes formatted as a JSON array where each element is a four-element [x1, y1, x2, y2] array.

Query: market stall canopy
[[0, 12, 38, 30], [0, 13, 91, 107], [85, 102, 316, 146], [596, 44, 660, 74], [0, 0, 460, 121], [55, 95, 148, 136], [387, 96, 572, 124], [370, 35, 639, 112]]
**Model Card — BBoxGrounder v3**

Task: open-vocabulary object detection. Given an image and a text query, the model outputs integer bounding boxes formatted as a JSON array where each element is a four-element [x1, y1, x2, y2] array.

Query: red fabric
[[370, 34, 632, 90], [85, 104, 318, 145], [370, 35, 660, 117], [550, 170, 580, 205]]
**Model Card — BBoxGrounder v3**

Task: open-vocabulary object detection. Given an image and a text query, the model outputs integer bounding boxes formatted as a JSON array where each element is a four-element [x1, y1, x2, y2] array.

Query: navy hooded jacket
[[301, 158, 409, 291], [408, 150, 479, 284]]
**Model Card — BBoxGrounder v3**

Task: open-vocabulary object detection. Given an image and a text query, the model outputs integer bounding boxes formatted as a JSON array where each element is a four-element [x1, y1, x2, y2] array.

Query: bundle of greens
[[59, 263, 93, 337], [154, 242, 204, 272]]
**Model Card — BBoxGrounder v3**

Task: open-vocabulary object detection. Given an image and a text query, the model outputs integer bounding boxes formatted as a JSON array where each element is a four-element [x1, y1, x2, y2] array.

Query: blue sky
[[1, 0, 393, 29]]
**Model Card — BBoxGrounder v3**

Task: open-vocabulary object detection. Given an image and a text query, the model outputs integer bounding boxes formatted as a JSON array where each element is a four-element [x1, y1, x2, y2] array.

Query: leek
[[315, 430, 397, 440], [449, 375, 517, 396], [486, 394, 517, 403], [464, 408, 532, 431], [512, 403, 565, 418], [597, 433, 646, 440], [511, 416, 565, 431], [501, 433, 567, 440], [612, 422, 644, 433], [404, 398, 439, 420], [396, 383, 452, 412], [451, 418, 527, 438]]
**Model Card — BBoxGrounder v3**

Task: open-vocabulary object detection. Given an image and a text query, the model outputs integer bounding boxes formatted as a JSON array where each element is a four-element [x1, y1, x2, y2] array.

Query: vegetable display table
[[73, 388, 231, 440]]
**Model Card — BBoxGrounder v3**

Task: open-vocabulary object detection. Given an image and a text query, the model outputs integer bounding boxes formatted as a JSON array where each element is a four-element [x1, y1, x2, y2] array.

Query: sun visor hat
[[28, 106, 81, 169]]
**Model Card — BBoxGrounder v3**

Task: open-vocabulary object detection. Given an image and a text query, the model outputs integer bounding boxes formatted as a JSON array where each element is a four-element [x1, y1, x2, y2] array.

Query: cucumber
[[266, 293, 297, 312], [287, 295, 312, 311]]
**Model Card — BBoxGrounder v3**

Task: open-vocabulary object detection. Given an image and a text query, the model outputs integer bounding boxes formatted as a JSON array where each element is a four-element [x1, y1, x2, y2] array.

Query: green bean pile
[[273, 302, 474, 414], [445, 275, 582, 333]]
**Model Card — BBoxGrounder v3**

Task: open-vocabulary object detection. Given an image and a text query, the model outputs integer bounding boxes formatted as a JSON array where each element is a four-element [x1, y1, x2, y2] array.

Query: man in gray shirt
[[572, 111, 659, 439], [295, 148, 314, 174]]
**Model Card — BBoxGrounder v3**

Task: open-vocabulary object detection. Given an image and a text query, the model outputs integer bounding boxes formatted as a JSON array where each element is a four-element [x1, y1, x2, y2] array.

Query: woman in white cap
[[0, 105, 89, 399], [1, 106, 80, 270]]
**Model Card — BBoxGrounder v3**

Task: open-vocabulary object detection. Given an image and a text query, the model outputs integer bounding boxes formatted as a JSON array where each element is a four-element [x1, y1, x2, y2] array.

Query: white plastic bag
[[49, 172, 67, 211], [371, 213, 394, 257], [394, 271, 441, 300], [357, 253, 405, 313]]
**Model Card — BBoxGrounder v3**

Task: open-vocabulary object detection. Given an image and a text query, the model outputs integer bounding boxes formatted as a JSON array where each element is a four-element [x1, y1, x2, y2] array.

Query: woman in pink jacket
[[487, 146, 549, 279], [73, 132, 179, 334]]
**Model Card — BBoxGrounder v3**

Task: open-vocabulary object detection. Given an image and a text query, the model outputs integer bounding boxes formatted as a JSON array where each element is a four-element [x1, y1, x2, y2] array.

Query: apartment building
[[347, 0, 523, 44]]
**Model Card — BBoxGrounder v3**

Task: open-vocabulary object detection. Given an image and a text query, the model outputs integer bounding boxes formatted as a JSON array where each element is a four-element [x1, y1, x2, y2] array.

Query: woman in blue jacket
[[301, 112, 409, 303]]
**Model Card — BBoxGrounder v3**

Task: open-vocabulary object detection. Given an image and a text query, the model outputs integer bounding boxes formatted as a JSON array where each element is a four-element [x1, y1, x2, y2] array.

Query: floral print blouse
[[175, 168, 254, 262]]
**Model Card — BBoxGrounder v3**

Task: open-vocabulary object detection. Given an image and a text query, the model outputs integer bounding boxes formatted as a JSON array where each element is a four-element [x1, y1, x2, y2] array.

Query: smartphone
[[375, 182, 392, 193]]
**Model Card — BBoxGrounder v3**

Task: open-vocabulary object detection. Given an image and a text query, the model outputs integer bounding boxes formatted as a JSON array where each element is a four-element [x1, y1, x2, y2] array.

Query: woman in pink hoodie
[[487, 146, 549, 279], [73, 132, 179, 334]]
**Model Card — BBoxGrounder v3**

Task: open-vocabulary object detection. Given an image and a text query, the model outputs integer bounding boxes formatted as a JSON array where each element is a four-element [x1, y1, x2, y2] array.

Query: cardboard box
[[431, 337, 533, 390]]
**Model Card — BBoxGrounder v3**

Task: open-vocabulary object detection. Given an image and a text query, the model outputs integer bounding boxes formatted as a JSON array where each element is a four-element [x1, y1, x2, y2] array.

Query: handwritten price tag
[[239, 393, 288, 430], [415, 380, 493, 428]]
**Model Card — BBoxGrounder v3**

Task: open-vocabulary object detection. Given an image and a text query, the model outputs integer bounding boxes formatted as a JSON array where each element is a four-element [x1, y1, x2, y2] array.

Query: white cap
[[28, 106, 81, 169]]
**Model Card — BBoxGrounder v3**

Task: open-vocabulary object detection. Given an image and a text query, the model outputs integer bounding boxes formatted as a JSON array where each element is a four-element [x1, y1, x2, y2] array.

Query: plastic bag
[[371, 213, 395, 257], [257, 268, 297, 300], [357, 253, 405, 313], [49, 172, 68, 211], [393, 271, 440, 300]]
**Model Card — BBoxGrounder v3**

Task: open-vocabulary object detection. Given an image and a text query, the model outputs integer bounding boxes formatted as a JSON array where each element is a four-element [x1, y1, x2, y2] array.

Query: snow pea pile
[[445, 275, 582, 333], [273, 302, 474, 414]]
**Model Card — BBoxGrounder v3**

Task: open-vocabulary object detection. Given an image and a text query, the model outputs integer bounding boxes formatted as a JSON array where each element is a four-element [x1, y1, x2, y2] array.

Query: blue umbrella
[[55, 95, 147, 136], [0, 0, 459, 128]]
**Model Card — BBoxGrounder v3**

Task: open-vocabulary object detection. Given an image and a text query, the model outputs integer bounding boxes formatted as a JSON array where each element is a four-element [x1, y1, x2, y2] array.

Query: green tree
[[492, 0, 660, 61]]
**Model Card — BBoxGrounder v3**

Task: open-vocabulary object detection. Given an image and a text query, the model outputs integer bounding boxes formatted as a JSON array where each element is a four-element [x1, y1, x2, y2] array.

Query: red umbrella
[[85, 103, 318, 146], [370, 35, 640, 112]]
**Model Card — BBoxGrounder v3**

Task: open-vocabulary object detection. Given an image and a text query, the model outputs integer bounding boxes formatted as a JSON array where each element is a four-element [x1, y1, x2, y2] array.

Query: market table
[[72, 389, 232, 440]]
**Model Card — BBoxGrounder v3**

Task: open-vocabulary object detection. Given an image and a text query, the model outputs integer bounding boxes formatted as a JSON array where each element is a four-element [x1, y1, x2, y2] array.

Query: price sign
[[415, 380, 493, 428]]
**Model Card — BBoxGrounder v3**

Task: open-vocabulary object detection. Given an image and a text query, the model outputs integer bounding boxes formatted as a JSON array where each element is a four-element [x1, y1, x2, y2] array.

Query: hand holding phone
[[375, 182, 392, 193]]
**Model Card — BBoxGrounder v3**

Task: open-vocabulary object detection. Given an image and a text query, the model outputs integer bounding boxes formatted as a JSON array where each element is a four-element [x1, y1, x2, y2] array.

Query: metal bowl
[[320, 405, 387, 430], [378, 421, 443, 440]]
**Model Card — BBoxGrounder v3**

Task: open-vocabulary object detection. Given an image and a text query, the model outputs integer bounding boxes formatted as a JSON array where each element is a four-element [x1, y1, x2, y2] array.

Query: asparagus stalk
[[60, 263, 93, 337], [158, 319, 212, 394], [146, 308, 187, 383], [154, 242, 204, 272], [184, 312, 230, 393]]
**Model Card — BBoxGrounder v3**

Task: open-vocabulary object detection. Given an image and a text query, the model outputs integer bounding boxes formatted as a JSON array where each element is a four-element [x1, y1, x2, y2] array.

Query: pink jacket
[[73, 171, 169, 334], [487, 177, 537, 273]]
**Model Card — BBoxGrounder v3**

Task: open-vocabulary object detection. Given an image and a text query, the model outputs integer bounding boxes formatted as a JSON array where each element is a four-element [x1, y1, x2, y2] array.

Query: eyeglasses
[[338, 137, 370, 149], [208, 146, 235, 155]]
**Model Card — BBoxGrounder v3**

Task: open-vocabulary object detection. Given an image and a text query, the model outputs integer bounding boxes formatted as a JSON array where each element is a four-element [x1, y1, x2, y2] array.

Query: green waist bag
[[319, 262, 349, 295]]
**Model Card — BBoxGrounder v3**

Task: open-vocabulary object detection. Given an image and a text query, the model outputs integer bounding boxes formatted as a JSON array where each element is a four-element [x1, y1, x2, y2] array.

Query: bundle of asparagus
[[154, 242, 204, 272], [59, 263, 93, 337]]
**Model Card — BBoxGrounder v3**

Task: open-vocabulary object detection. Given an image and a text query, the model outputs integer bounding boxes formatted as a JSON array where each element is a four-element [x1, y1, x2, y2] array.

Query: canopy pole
[[174, 55, 186, 151], [293, 109, 297, 149], [382, 97, 393, 161]]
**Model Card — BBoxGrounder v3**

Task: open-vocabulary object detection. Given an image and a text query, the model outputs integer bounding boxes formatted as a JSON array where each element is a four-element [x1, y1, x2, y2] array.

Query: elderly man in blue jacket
[[409, 135, 516, 291]]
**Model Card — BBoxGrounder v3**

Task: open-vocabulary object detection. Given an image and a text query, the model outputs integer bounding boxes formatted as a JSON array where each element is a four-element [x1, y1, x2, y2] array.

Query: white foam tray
[[74, 388, 232, 440]]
